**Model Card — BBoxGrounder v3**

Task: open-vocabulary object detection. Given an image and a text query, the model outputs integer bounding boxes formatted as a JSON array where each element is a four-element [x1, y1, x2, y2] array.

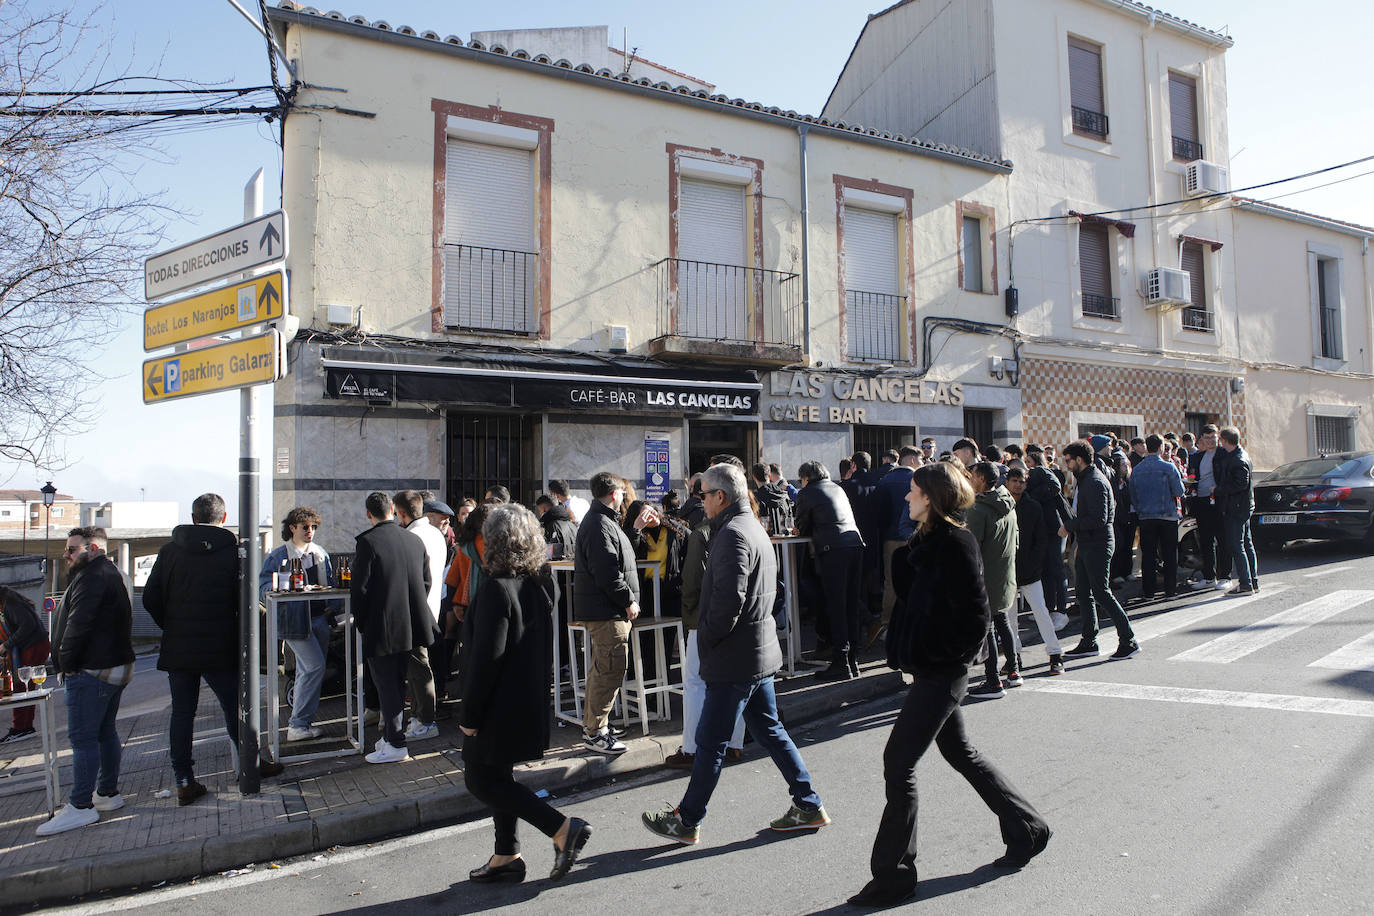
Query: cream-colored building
[[826, 0, 1254, 451], [266, 3, 1024, 539]]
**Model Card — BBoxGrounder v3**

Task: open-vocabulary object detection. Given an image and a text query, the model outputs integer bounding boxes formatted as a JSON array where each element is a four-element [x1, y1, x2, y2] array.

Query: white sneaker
[[92, 792, 124, 812], [1050, 612, 1070, 632], [1213, 578, 1232, 591], [583, 729, 628, 755], [286, 725, 324, 742], [365, 739, 410, 764], [405, 721, 438, 740], [36, 803, 100, 836]]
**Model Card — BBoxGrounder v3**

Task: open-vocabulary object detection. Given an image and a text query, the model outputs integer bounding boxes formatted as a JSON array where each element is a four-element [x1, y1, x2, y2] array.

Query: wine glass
[[16, 666, 32, 694], [30, 666, 48, 690]]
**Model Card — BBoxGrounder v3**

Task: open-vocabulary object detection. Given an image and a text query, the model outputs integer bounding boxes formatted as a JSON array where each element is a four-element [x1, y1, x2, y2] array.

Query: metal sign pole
[[238, 169, 265, 795]]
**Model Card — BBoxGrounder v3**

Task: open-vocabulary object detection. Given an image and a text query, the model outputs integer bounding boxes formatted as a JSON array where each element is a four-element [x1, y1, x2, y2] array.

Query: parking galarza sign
[[142, 329, 286, 404]]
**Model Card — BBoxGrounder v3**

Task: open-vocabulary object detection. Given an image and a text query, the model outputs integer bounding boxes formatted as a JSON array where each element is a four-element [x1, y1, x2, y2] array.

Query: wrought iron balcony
[[1072, 105, 1109, 139], [1181, 306, 1214, 332], [1081, 292, 1120, 319], [443, 244, 536, 333], [846, 290, 906, 361], [1172, 135, 1204, 162], [652, 258, 803, 365]]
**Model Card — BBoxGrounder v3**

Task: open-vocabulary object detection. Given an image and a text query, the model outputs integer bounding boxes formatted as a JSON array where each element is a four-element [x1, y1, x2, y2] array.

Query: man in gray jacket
[[1060, 442, 1139, 661], [642, 463, 830, 845]]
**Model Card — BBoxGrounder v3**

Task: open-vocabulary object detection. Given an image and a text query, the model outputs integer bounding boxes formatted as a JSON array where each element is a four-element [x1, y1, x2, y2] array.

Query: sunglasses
[[295, 523, 320, 530]]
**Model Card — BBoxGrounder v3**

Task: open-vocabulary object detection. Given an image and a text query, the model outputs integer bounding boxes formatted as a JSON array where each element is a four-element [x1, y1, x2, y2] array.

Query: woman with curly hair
[[460, 503, 591, 884]]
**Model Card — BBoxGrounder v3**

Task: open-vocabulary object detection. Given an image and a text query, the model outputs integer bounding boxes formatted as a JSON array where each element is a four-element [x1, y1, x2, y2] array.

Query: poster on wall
[[644, 431, 670, 503]]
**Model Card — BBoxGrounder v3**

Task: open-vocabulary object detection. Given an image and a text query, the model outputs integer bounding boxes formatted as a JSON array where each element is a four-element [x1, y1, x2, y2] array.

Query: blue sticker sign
[[644, 432, 671, 503]]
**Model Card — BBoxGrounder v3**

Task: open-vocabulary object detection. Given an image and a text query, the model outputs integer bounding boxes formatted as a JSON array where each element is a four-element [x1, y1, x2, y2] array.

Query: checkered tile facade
[[1020, 356, 1245, 446]]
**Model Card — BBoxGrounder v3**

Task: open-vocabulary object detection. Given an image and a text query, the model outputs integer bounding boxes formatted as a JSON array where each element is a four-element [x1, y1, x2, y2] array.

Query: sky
[[2, 0, 1371, 524]]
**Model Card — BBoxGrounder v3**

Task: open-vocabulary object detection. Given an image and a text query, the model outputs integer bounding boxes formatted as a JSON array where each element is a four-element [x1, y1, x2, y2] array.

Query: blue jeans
[[1223, 515, 1258, 589], [677, 675, 822, 828], [286, 615, 331, 729], [65, 672, 126, 808]]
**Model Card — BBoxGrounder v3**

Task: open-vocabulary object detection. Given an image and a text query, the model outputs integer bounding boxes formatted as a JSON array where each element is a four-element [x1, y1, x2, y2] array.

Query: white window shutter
[[844, 207, 901, 360], [677, 178, 747, 340], [444, 139, 535, 330]]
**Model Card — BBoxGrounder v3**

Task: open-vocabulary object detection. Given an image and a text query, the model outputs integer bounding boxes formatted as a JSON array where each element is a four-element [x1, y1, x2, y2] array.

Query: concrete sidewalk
[[0, 651, 904, 908]]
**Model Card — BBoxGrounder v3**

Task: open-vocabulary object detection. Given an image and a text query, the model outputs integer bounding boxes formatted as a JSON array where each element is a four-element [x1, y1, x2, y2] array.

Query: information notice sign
[[644, 431, 670, 504]]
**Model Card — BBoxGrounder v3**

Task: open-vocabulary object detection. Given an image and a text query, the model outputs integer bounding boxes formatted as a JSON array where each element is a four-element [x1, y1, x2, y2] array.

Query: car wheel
[[1363, 521, 1374, 555]]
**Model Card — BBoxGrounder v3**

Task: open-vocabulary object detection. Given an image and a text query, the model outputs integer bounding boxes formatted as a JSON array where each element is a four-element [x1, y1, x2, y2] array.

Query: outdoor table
[[771, 535, 812, 676], [0, 687, 58, 815], [263, 587, 363, 762]]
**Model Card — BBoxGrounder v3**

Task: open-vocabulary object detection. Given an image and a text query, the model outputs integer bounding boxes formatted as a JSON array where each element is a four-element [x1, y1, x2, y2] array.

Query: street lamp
[[41, 481, 56, 595]]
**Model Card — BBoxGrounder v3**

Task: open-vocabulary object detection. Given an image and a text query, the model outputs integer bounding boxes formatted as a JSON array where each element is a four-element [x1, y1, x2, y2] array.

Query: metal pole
[[45, 505, 53, 594], [238, 169, 266, 794]]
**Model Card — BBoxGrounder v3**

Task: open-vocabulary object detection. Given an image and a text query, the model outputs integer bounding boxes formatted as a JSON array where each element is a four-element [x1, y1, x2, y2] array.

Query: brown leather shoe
[[725, 747, 743, 763], [177, 780, 208, 806], [259, 760, 285, 778], [664, 747, 695, 770]]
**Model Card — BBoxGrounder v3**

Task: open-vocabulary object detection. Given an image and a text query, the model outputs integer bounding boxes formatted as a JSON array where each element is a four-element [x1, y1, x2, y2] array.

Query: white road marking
[[1308, 628, 1374, 672], [1029, 679, 1374, 718], [41, 769, 668, 915], [1130, 586, 1285, 644], [1169, 590, 1374, 664], [1303, 566, 1353, 578]]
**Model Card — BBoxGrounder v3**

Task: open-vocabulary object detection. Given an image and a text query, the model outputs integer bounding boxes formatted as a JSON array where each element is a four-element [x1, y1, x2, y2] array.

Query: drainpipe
[[798, 125, 812, 361], [1141, 19, 1164, 352]]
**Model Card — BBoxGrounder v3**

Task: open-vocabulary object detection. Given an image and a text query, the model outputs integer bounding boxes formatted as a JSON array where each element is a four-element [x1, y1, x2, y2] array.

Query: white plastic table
[[771, 536, 812, 676], [0, 687, 58, 814]]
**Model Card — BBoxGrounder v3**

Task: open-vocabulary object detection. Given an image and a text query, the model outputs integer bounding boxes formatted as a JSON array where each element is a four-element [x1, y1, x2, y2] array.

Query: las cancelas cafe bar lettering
[[768, 371, 964, 424]]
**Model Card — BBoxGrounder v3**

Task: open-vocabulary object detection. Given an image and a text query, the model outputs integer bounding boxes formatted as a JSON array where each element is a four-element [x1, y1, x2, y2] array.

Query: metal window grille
[[963, 408, 995, 448], [444, 244, 536, 333], [1172, 136, 1204, 162], [656, 259, 802, 347], [1314, 415, 1354, 454], [854, 425, 916, 459], [1317, 259, 1343, 359], [446, 412, 537, 508], [847, 290, 905, 361]]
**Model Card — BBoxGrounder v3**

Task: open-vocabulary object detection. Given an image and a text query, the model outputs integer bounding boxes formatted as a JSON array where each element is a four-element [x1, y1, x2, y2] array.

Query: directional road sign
[[144, 210, 288, 301], [142, 329, 286, 404], [143, 270, 287, 351]]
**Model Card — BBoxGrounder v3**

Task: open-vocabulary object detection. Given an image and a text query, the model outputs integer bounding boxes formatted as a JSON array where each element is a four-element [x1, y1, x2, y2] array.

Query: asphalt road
[[46, 538, 1374, 915]]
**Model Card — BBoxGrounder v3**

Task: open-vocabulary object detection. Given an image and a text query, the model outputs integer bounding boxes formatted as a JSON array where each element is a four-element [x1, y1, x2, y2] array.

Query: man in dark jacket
[[675, 473, 707, 528], [144, 493, 285, 804], [1006, 469, 1064, 674], [1060, 442, 1139, 661], [1187, 425, 1233, 590], [966, 464, 1020, 698], [751, 462, 795, 535], [795, 459, 866, 679], [1025, 448, 1072, 626], [573, 471, 644, 756], [352, 491, 433, 764], [37, 526, 134, 836], [536, 496, 579, 560], [846, 453, 884, 620], [875, 447, 920, 635], [1214, 426, 1259, 595], [642, 463, 829, 845]]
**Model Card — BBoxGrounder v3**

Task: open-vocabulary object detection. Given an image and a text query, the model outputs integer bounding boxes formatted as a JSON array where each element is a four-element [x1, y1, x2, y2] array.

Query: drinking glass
[[30, 666, 48, 689], [17, 666, 32, 693]]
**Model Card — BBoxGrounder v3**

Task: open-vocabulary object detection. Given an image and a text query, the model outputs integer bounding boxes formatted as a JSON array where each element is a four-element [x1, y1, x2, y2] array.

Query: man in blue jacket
[[1128, 435, 1185, 600], [1060, 442, 1139, 661], [874, 446, 920, 640]]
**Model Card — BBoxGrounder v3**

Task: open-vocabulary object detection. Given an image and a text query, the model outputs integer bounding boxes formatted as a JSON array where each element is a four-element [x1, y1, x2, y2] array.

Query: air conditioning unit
[[1145, 267, 1192, 306], [1183, 160, 1229, 198]]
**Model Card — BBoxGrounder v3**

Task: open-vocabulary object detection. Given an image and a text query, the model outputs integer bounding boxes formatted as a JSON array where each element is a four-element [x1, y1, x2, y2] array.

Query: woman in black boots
[[850, 461, 1051, 907]]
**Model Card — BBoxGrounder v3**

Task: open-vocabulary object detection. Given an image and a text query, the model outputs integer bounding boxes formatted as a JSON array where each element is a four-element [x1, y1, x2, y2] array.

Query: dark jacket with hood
[[1012, 494, 1045, 586], [1212, 445, 1255, 518], [1, 591, 46, 655], [1026, 466, 1072, 537], [795, 478, 864, 553], [965, 485, 1018, 612], [696, 500, 782, 682], [1067, 464, 1116, 549], [754, 480, 795, 534], [52, 553, 134, 675], [886, 520, 991, 677], [539, 503, 579, 560], [351, 518, 434, 658], [144, 524, 240, 672], [572, 499, 640, 621]]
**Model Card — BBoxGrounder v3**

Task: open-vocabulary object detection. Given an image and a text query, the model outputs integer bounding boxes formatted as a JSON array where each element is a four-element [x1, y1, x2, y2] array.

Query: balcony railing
[[1181, 306, 1214, 332], [655, 258, 802, 348], [1081, 292, 1120, 319], [1172, 135, 1204, 162], [443, 244, 536, 333], [846, 289, 905, 361], [1072, 105, 1109, 139]]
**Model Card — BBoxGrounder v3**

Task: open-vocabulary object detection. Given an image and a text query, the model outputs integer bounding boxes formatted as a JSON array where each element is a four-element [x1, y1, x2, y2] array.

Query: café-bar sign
[[768, 370, 964, 424]]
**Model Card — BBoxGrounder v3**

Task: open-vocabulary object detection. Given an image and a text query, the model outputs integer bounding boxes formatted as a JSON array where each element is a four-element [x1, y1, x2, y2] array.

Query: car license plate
[[1260, 514, 1297, 524]]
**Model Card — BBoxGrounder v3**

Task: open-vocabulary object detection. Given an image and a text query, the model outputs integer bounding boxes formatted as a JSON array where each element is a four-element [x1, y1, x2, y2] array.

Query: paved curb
[[3, 668, 905, 908]]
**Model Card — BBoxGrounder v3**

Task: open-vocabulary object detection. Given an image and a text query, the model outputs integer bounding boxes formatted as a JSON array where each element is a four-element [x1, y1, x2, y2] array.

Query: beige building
[[266, 2, 1025, 544]]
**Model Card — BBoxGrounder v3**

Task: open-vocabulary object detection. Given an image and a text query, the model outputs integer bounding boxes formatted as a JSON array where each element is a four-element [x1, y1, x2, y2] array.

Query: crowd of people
[[16, 421, 1260, 903]]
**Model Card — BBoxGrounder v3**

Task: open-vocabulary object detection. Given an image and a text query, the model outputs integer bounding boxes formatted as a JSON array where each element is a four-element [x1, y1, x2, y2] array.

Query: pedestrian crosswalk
[[1308, 629, 1374, 672], [1169, 590, 1374, 665]]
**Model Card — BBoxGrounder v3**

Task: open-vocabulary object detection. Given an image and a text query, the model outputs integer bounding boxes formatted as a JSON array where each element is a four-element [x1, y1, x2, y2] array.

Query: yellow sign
[[143, 271, 286, 351], [142, 330, 284, 404]]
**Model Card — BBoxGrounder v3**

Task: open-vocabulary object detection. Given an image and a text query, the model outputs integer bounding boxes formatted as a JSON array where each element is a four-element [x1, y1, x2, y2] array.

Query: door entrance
[[688, 420, 757, 478]]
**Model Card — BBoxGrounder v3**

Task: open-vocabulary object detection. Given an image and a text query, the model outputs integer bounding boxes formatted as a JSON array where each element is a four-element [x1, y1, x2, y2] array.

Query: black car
[[1251, 450, 1374, 551]]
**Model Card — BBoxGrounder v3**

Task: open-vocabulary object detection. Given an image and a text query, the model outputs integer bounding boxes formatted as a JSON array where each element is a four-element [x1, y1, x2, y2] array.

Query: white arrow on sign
[[144, 210, 288, 301]]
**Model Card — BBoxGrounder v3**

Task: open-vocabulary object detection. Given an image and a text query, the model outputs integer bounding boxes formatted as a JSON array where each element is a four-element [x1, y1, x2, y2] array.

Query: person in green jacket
[[965, 462, 1021, 699]]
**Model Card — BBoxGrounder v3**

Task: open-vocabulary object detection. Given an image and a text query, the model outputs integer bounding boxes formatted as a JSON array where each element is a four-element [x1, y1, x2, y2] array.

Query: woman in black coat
[[459, 503, 592, 884], [850, 462, 1051, 908]]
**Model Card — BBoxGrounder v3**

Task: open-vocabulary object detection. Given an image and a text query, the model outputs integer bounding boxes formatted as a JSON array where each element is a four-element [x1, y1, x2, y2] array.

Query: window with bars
[[1180, 241, 1212, 331], [1313, 415, 1355, 454], [446, 412, 538, 508], [1316, 256, 1343, 360], [1068, 37, 1108, 139], [844, 205, 903, 360], [963, 408, 995, 449], [444, 138, 537, 333], [1169, 72, 1202, 162], [1184, 412, 1212, 438], [1079, 222, 1118, 318], [854, 425, 917, 459]]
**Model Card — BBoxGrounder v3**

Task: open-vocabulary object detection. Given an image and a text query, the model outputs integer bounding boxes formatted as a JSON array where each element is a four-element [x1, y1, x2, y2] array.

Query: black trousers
[[1138, 518, 1179, 596], [464, 759, 565, 856], [1191, 499, 1231, 581], [869, 672, 1048, 893], [818, 546, 863, 656], [1109, 518, 1137, 581], [982, 610, 1019, 682], [366, 652, 408, 749]]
